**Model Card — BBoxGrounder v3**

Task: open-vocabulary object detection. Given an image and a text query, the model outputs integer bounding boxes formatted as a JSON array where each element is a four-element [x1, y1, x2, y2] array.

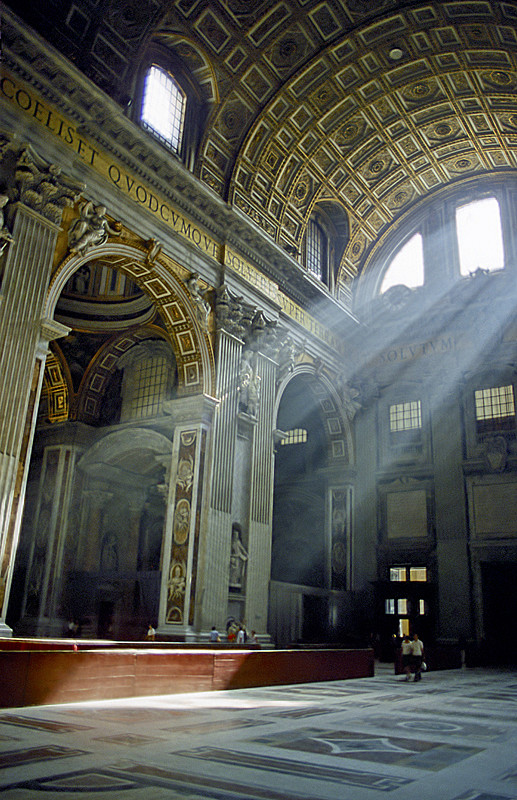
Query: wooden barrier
[[0, 644, 374, 708]]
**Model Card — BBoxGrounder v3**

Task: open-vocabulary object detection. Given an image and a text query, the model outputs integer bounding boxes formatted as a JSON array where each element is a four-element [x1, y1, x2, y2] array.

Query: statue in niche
[[229, 524, 248, 590], [167, 561, 186, 602], [247, 369, 261, 417], [100, 531, 119, 572], [238, 349, 260, 416], [68, 201, 121, 255]]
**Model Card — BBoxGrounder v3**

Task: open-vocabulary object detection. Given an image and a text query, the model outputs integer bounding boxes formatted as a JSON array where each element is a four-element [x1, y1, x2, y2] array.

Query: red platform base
[[0, 642, 374, 708]]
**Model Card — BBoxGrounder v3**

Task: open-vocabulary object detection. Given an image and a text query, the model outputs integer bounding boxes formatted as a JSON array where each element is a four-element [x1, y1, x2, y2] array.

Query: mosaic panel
[[251, 727, 483, 770], [0, 745, 88, 769], [173, 747, 411, 792], [0, 714, 92, 733], [357, 714, 509, 742]]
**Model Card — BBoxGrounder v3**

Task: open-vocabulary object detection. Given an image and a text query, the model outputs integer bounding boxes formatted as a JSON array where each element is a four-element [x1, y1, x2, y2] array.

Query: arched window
[[141, 65, 186, 152], [380, 233, 424, 294], [456, 197, 504, 275], [306, 218, 327, 281], [119, 341, 176, 422]]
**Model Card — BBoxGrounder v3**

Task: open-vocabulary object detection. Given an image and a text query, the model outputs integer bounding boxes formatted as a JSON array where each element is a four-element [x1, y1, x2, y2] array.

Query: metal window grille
[[475, 385, 515, 420], [306, 219, 325, 280], [389, 400, 422, 432], [131, 356, 168, 419], [280, 428, 308, 445], [141, 66, 185, 151]]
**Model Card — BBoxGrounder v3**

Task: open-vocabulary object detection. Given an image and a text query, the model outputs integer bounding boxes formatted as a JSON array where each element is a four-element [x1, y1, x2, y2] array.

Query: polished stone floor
[[0, 663, 516, 799]]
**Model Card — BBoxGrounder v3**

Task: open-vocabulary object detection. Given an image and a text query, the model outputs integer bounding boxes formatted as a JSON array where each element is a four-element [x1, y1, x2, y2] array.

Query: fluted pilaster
[[246, 353, 276, 634]]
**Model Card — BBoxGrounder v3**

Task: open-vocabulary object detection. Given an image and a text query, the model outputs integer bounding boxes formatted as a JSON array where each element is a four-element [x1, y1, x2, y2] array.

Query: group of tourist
[[401, 633, 425, 681]]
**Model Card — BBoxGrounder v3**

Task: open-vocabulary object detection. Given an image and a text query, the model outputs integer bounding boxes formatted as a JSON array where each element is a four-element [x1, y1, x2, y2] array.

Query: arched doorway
[[7, 245, 212, 638], [270, 371, 351, 646]]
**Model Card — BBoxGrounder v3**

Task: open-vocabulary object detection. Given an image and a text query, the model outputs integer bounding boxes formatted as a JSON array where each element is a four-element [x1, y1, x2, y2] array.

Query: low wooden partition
[[0, 644, 374, 708]]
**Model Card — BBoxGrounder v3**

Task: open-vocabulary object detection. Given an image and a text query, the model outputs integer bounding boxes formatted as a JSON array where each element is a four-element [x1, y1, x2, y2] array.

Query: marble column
[[21, 445, 81, 636], [201, 327, 243, 633], [0, 144, 81, 634], [158, 394, 217, 640]]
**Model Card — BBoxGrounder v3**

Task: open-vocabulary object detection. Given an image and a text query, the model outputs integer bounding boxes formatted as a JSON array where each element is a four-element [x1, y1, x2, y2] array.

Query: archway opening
[[270, 373, 330, 646], [7, 259, 179, 640]]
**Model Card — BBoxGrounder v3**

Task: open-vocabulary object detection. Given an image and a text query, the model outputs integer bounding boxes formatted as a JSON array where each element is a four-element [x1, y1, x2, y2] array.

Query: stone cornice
[[2, 8, 357, 329]]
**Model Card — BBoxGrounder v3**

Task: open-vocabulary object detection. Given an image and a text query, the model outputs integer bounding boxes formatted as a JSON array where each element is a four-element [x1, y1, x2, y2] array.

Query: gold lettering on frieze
[[378, 336, 457, 364], [1, 71, 220, 261], [278, 293, 342, 352], [224, 247, 279, 302]]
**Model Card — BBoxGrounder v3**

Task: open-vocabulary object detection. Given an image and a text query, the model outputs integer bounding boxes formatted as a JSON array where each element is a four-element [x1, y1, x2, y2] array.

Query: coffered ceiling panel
[[9, 0, 517, 296]]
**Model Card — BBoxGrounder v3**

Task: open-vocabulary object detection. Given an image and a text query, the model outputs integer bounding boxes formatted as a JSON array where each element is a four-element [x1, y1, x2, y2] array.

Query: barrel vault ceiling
[[10, 0, 517, 294]]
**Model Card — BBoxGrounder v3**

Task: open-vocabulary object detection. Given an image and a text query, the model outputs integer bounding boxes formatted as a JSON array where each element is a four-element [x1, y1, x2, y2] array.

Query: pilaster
[[0, 144, 82, 631], [245, 353, 276, 636], [158, 394, 217, 639]]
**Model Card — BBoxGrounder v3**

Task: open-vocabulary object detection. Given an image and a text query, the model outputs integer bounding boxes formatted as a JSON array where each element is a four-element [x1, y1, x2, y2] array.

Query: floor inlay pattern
[[0, 665, 516, 799]]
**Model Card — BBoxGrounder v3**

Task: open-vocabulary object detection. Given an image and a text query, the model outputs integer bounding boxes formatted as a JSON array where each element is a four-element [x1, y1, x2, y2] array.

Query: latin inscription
[[379, 337, 456, 364], [1, 73, 219, 260], [1, 72, 341, 350]]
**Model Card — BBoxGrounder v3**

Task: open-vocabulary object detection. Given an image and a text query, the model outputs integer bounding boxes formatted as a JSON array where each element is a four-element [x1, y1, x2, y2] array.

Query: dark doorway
[[482, 563, 517, 664], [302, 595, 329, 643], [98, 600, 115, 639]]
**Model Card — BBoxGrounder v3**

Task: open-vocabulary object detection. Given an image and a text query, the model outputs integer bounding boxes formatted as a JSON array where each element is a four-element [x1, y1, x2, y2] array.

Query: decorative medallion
[[173, 498, 191, 545], [332, 540, 347, 575], [435, 123, 453, 137], [485, 70, 513, 87], [403, 80, 438, 105]]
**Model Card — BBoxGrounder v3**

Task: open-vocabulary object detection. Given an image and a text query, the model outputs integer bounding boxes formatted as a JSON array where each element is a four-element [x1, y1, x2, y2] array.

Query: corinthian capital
[[11, 145, 83, 224], [215, 284, 252, 339]]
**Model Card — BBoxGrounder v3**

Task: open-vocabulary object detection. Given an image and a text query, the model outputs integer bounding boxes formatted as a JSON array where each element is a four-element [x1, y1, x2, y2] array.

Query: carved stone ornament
[[341, 382, 362, 421], [12, 146, 83, 224], [238, 348, 260, 417], [68, 200, 122, 254], [186, 271, 211, 329], [484, 436, 508, 473], [0, 194, 14, 256], [145, 238, 162, 266], [215, 284, 249, 338]]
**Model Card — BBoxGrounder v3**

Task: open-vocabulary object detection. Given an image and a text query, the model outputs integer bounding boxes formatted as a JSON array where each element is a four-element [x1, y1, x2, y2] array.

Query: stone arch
[[73, 326, 174, 425], [39, 350, 71, 424], [78, 427, 173, 477], [44, 242, 215, 398], [275, 364, 353, 466]]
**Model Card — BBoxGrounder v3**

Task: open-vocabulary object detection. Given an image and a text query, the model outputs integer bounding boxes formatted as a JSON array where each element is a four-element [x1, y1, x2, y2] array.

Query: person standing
[[411, 633, 424, 681], [209, 626, 221, 642], [401, 635, 412, 681]]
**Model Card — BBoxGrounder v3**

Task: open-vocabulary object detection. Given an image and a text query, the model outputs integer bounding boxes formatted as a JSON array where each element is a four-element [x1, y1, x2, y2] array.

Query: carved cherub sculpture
[[68, 201, 121, 254]]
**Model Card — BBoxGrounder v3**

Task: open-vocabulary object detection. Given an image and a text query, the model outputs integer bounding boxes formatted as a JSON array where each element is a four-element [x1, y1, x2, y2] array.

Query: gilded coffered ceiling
[[10, 0, 517, 295]]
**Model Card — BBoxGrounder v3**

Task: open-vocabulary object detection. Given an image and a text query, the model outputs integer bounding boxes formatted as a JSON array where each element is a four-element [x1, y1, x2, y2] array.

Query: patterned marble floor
[[0, 664, 516, 799]]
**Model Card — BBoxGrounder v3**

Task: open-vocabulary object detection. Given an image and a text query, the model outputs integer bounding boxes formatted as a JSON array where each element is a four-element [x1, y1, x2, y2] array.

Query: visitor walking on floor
[[410, 633, 424, 681], [401, 634, 412, 680]]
